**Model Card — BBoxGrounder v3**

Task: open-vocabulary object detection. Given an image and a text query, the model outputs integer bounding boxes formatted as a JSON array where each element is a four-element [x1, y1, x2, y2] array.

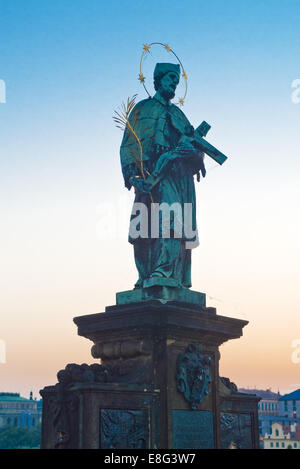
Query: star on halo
[[138, 42, 188, 105]]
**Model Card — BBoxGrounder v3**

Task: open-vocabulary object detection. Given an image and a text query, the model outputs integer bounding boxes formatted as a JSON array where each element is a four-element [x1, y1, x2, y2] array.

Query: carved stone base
[[40, 299, 260, 449]]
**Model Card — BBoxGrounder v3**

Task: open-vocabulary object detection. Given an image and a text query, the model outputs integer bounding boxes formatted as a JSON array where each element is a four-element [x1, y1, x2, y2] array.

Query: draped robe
[[120, 93, 204, 288]]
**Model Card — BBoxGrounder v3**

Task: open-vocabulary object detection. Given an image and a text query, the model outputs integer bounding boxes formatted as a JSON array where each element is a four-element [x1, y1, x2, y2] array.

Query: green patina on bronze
[[119, 63, 228, 295]]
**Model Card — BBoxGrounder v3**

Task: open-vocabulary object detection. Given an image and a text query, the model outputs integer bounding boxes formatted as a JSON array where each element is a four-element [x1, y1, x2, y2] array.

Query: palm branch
[[113, 96, 155, 202]]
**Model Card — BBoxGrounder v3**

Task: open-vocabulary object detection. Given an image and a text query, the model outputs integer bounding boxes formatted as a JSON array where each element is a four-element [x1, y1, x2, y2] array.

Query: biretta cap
[[154, 63, 180, 80]]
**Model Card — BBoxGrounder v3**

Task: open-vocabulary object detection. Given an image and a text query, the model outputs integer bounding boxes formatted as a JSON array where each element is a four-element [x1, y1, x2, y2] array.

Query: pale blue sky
[[1, 0, 300, 396]]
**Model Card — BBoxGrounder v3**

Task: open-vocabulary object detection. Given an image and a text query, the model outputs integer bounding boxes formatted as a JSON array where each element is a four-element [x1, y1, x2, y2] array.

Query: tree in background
[[0, 425, 41, 449]]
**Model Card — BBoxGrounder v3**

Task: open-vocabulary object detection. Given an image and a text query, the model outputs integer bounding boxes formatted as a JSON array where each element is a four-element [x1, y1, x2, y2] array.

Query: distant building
[[239, 387, 300, 443], [239, 388, 280, 437], [263, 421, 300, 449], [239, 388, 280, 415], [258, 391, 280, 416], [0, 392, 42, 428], [279, 389, 300, 420]]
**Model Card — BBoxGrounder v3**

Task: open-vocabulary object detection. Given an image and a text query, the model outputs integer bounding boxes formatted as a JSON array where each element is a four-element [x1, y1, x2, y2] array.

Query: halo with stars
[[139, 42, 188, 106]]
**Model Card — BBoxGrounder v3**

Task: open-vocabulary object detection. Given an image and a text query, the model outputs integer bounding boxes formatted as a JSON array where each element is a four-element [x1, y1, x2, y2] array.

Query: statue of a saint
[[120, 63, 206, 289]]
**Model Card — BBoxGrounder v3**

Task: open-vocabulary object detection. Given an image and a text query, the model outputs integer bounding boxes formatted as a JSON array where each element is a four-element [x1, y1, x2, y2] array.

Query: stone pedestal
[[40, 293, 260, 449]]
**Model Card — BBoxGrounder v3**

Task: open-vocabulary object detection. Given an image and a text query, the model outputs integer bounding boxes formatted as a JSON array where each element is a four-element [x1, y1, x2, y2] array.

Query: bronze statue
[[118, 62, 227, 290]]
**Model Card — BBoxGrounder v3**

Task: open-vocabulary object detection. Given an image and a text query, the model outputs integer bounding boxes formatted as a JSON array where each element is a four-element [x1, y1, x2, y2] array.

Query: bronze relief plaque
[[173, 410, 214, 449], [100, 409, 149, 449]]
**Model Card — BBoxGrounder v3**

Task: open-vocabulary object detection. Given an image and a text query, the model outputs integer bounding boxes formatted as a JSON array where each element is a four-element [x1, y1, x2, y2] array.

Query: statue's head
[[154, 63, 180, 100]]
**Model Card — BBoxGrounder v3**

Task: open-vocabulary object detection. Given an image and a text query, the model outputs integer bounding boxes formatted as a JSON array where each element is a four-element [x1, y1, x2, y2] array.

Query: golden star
[[179, 98, 184, 106], [143, 44, 150, 52], [182, 70, 187, 80], [138, 73, 145, 83], [164, 44, 171, 52]]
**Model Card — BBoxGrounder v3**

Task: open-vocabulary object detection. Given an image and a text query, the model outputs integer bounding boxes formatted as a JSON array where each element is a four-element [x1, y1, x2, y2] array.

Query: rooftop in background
[[0, 393, 32, 402], [280, 389, 300, 401], [239, 389, 281, 399], [283, 425, 300, 440]]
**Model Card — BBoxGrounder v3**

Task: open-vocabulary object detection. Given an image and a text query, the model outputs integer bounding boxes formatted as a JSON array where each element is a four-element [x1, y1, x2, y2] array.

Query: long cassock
[[120, 91, 204, 288]]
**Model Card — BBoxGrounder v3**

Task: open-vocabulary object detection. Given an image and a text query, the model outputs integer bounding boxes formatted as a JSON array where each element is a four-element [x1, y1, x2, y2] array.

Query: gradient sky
[[1, 0, 300, 398]]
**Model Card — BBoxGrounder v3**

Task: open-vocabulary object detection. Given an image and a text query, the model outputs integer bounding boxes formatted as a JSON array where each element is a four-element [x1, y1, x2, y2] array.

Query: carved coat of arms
[[176, 344, 211, 410]]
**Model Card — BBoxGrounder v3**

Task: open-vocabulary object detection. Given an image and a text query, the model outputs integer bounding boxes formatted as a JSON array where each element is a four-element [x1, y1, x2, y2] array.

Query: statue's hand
[[175, 136, 197, 158], [129, 176, 153, 193], [199, 152, 206, 178]]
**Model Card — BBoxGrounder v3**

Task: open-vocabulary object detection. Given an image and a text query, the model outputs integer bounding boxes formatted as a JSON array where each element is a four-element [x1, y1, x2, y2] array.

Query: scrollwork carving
[[91, 339, 152, 360]]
